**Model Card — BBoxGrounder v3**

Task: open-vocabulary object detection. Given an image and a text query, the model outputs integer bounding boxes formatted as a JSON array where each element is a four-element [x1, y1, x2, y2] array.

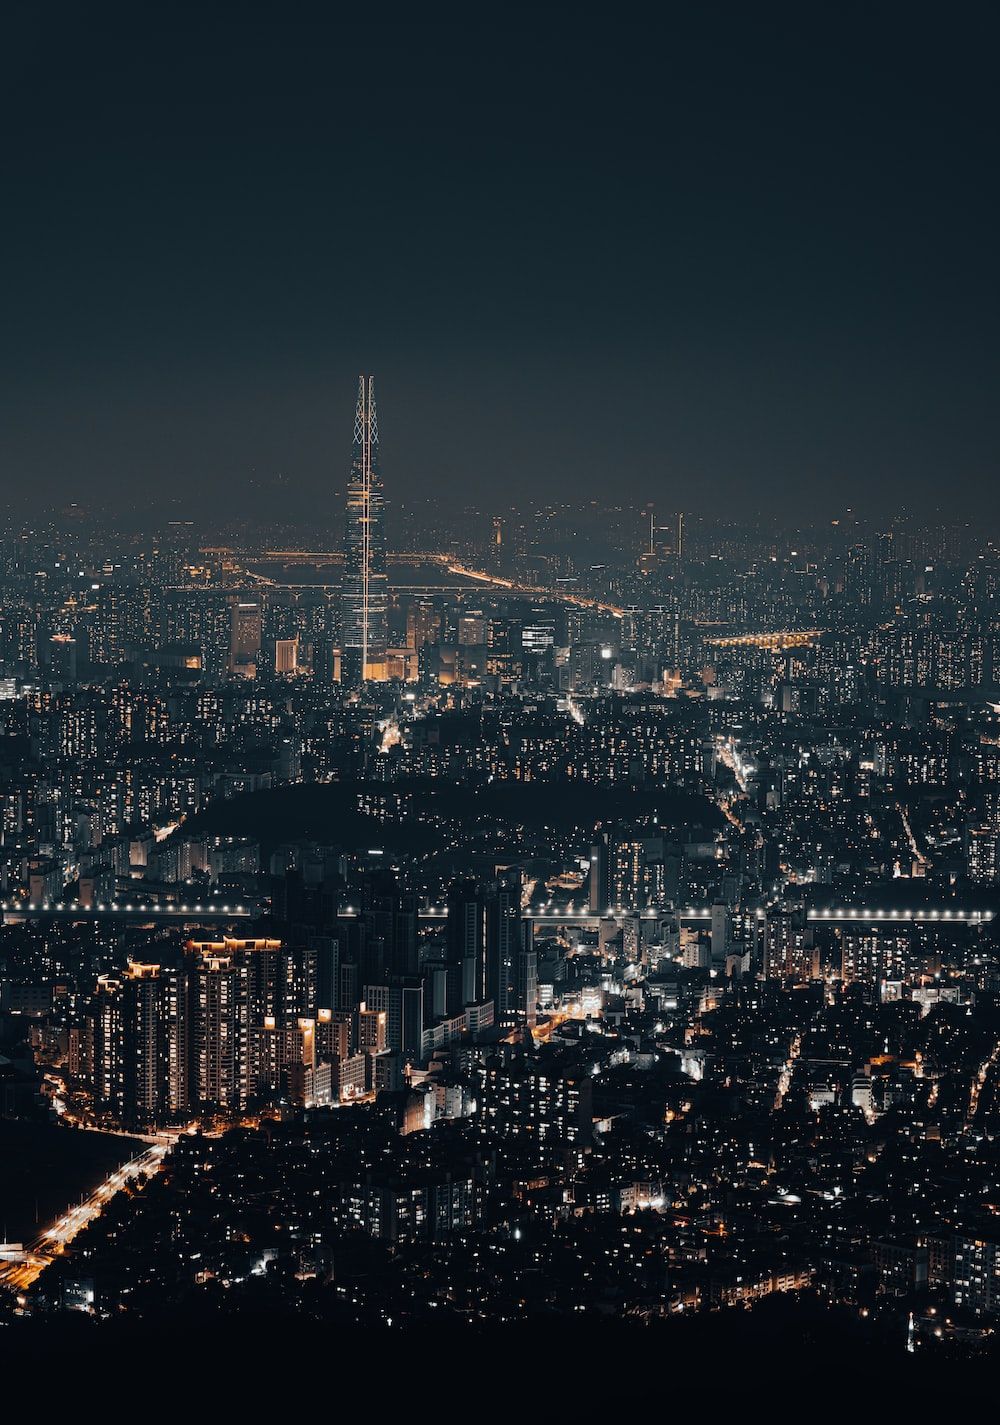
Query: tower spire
[[353, 374, 378, 450], [353, 374, 365, 445]]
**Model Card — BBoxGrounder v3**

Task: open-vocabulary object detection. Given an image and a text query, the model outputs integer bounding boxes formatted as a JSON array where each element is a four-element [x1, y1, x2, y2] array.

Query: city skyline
[[2, 466, 1000, 1380], [3, 0, 1000, 1399]]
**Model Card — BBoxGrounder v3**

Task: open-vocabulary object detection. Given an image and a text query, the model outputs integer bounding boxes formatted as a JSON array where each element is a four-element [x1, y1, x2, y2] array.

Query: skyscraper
[[342, 374, 388, 681], [229, 594, 263, 677], [122, 962, 163, 1129], [486, 870, 536, 1032], [446, 878, 486, 1010]]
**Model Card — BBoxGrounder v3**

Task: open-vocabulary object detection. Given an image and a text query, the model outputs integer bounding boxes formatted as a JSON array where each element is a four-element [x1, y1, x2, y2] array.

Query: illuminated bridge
[[258, 551, 452, 565], [366, 905, 997, 929], [704, 630, 824, 650], [804, 906, 994, 926], [251, 551, 625, 616], [7, 902, 991, 929], [2, 901, 258, 924]]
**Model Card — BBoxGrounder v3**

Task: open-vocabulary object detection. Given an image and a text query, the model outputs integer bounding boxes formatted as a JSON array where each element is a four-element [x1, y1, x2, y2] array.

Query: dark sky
[[2, 2, 998, 522]]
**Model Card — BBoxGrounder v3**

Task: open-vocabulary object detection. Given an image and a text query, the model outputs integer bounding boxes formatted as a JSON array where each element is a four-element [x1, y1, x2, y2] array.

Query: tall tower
[[342, 374, 388, 680]]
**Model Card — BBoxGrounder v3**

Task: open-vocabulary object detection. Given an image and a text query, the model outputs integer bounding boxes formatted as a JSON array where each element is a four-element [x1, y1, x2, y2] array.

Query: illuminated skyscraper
[[342, 374, 388, 680], [194, 951, 250, 1111], [122, 962, 163, 1128], [229, 594, 263, 677], [486, 870, 536, 1032]]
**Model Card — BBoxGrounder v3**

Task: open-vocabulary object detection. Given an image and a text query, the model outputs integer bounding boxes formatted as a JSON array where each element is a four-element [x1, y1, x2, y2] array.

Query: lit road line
[[716, 735, 752, 795], [898, 803, 931, 871], [968, 1038, 1000, 1121], [775, 1032, 801, 1109], [0, 1140, 173, 1294]]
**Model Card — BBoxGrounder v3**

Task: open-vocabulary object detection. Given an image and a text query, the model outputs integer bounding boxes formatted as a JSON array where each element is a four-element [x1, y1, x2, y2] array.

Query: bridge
[[804, 906, 994, 925], [704, 630, 823, 650], [7, 902, 991, 930], [2, 901, 257, 924], [250, 551, 625, 616], [340, 905, 996, 929], [260, 551, 449, 564]]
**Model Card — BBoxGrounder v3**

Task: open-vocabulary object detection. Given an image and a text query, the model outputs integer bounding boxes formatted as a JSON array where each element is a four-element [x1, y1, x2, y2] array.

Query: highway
[[0, 1140, 172, 1295]]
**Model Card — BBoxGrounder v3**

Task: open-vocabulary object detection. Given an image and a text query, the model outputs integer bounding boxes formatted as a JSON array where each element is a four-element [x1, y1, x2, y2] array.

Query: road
[[968, 1037, 1000, 1123], [774, 1032, 801, 1109], [898, 803, 931, 872], [0, 1140, 173, 1295]]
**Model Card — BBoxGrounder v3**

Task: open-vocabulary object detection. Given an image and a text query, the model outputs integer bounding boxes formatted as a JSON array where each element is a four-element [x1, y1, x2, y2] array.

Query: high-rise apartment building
[[446, 878, 487, 1009], [486, 870, 536, 1032], [122, 962, 163, 1128], [194, 951, 250, 1111]]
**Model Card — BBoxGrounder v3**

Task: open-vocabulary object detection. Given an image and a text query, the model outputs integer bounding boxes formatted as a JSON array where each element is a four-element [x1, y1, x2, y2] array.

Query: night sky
[[2, 2, 998, 521]]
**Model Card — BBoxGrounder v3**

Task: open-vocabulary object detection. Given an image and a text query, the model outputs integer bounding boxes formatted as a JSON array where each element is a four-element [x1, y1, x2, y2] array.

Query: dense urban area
[[0, 386, 998, 1368]]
